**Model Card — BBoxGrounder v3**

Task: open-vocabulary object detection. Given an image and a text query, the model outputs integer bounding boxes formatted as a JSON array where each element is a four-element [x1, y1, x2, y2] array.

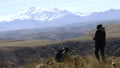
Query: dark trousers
[[95, 43, 105, 61]]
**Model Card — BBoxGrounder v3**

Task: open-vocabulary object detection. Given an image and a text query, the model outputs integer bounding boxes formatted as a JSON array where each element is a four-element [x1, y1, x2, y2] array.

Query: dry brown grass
[[24, 55, 120, 68]]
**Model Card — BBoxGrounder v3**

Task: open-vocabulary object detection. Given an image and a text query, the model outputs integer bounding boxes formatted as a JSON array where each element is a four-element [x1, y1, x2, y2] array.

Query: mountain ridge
[[0, 8, 120, 31]]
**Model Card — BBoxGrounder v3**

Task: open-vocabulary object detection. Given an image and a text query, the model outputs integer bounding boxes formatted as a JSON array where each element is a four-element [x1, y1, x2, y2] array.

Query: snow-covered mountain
[[0, 7, 83, 31], [17, 7, 74, 21], [0, 7, 120, 31]]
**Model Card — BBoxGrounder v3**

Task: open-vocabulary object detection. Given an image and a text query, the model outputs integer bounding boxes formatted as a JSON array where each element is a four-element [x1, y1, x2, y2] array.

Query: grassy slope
[[0, 40, 58, 47]]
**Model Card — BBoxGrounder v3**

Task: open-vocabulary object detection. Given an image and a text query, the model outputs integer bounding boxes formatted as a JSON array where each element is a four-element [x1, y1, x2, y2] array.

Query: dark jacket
[[94, 28, 106, 44]]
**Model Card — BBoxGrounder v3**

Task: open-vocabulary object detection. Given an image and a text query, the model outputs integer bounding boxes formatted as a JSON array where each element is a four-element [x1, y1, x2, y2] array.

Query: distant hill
[[0, 21, 120, 41], [92, 24, 120, 38], [72, 23, 120, 41], [0, 23, 96, 41]]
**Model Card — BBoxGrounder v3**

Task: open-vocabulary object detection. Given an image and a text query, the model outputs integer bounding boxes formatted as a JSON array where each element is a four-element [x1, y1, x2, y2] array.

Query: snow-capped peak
[[75, 12, 91, 16], [17, 7, 73, 21]]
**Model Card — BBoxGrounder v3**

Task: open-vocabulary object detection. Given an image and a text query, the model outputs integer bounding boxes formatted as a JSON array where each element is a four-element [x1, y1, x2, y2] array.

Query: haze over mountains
[[0, 7, 120, 31], [0, 8, 120, 41]]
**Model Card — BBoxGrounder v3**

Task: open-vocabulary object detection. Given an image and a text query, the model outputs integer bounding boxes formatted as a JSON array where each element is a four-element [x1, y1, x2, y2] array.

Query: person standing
[[93, 24, 106, 61]]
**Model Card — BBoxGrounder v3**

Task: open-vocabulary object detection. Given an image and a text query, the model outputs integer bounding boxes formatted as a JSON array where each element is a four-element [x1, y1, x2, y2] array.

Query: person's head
[[59, 46, 65, 50], [97, 24, 103, 30]]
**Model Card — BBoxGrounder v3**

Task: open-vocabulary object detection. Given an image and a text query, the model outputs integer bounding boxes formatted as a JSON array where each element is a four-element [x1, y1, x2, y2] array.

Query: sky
[[0, 0, 120, 20]]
